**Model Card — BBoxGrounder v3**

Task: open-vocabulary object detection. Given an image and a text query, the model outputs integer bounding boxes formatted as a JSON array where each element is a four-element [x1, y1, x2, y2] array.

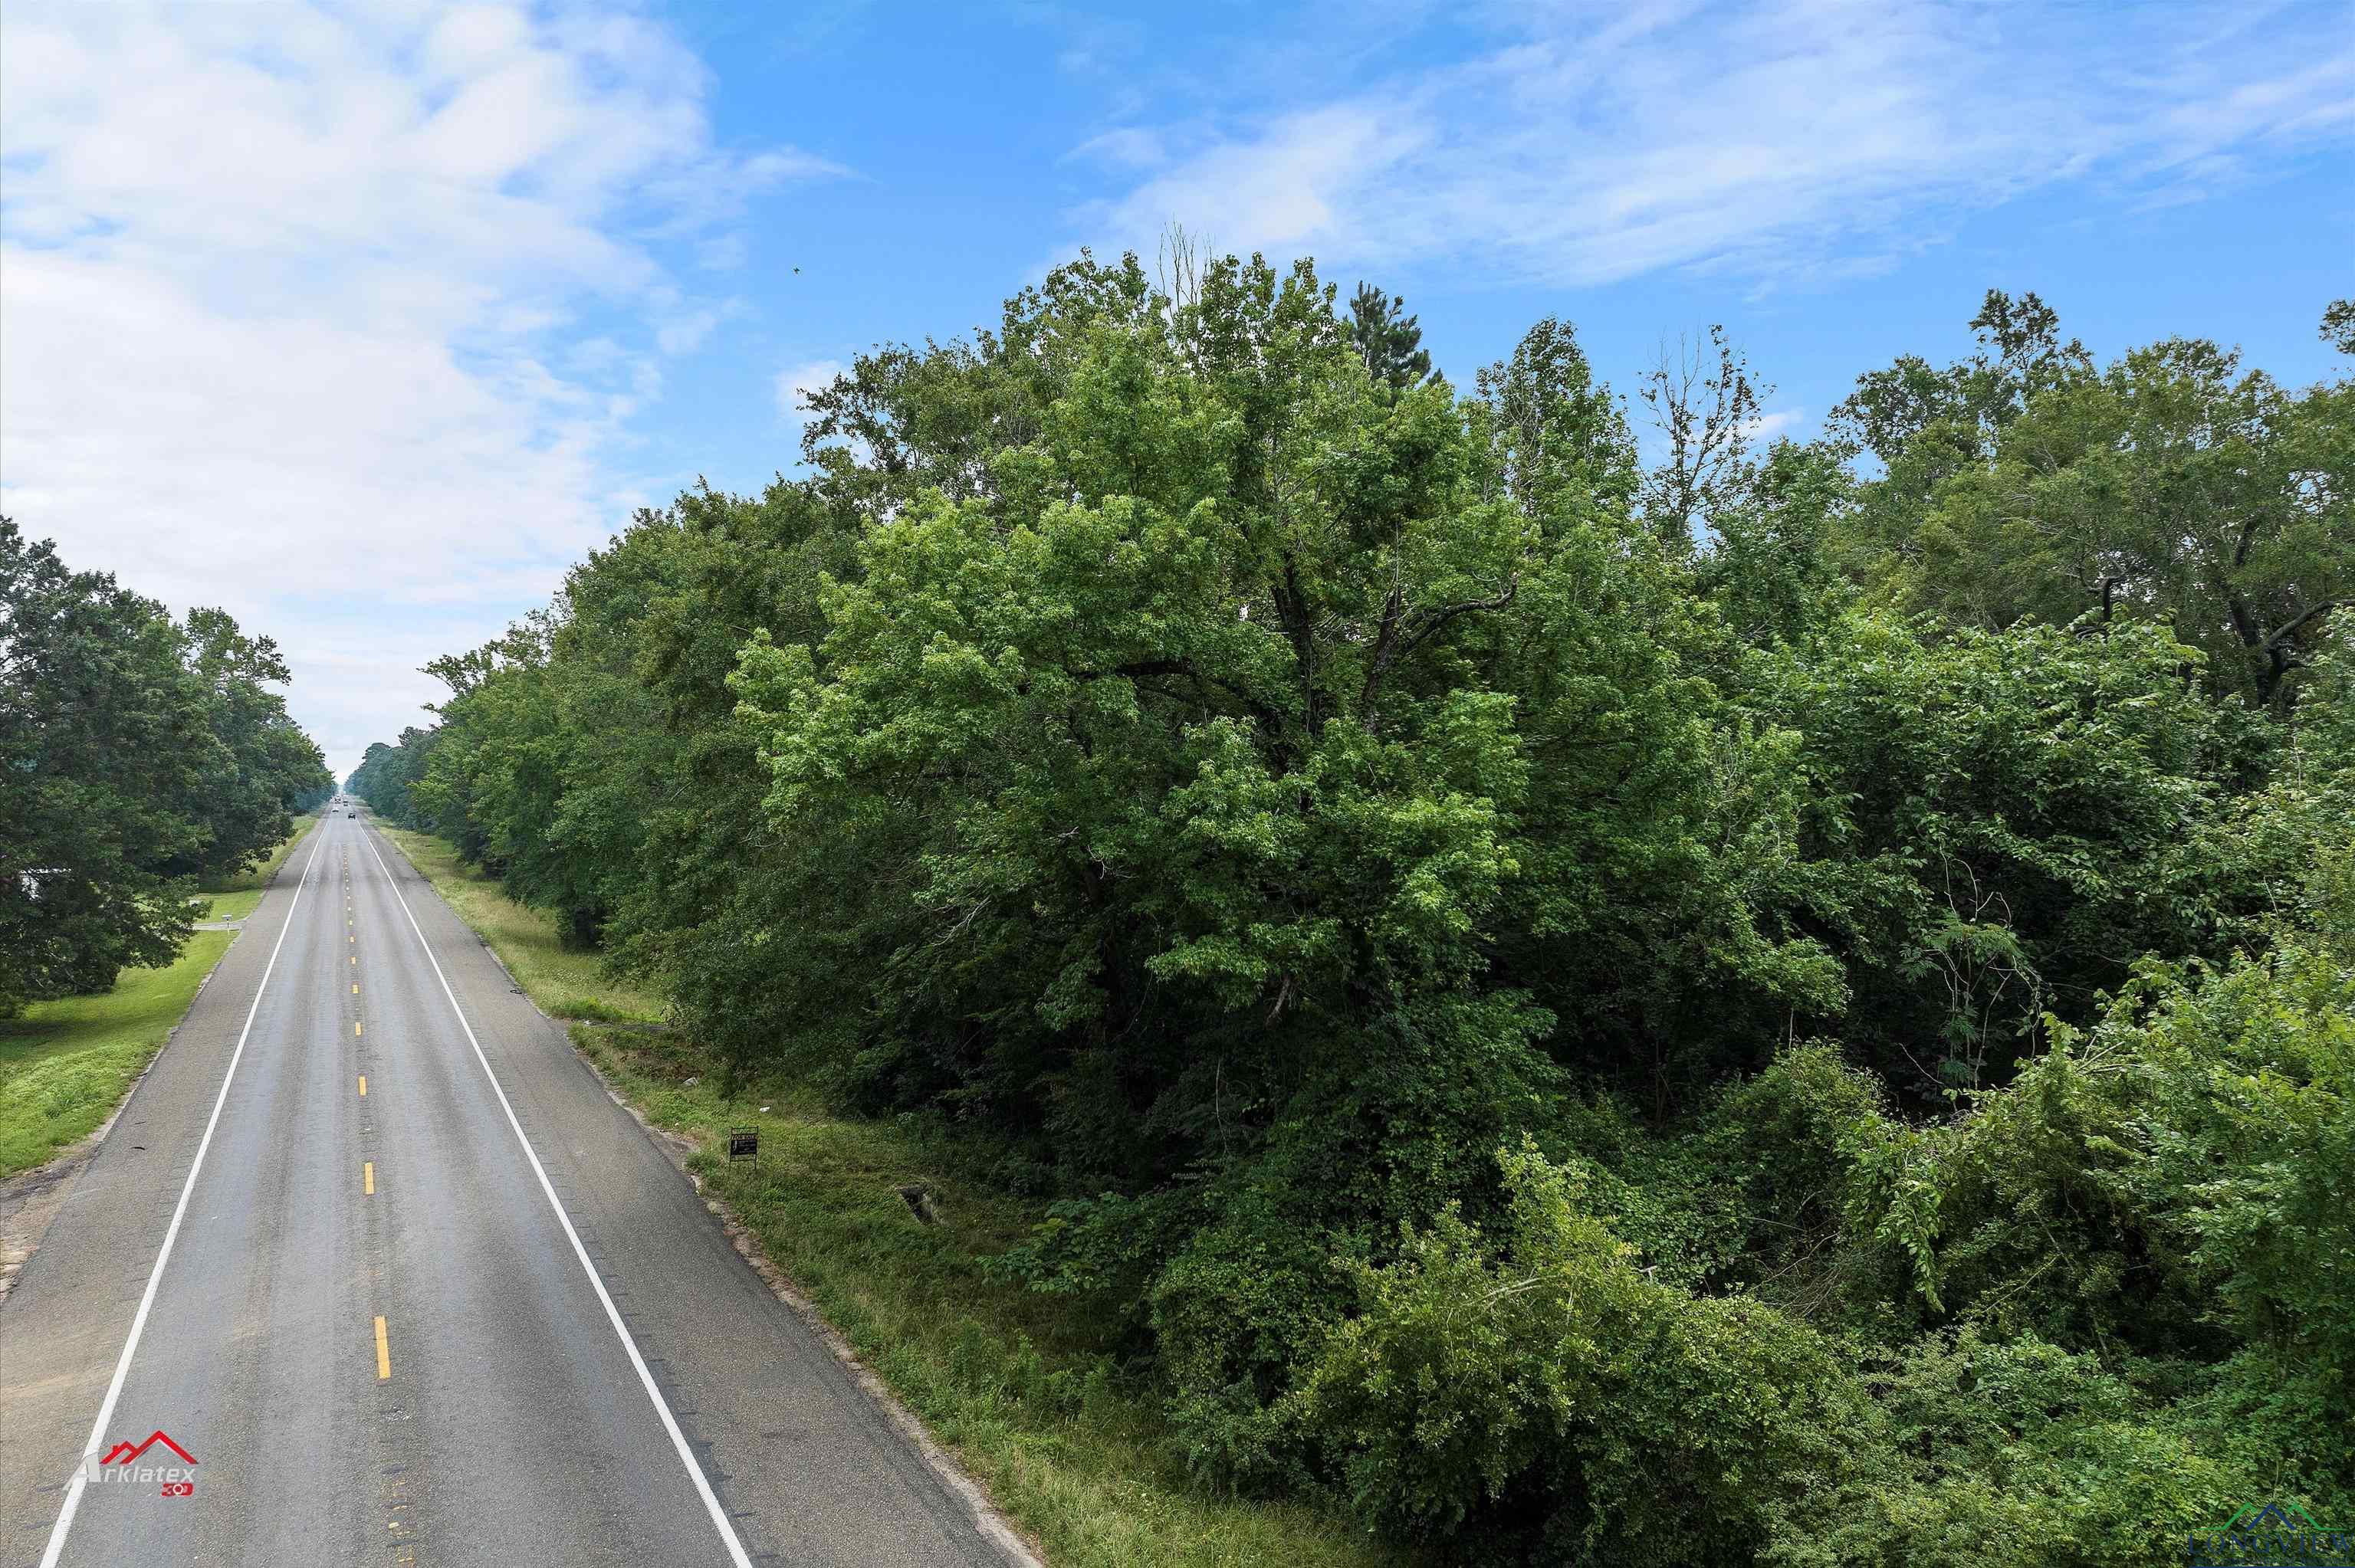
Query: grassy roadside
[[378, 827, 1416, 1568], [200, 812, 319, 921], [0, 932, 235, 1179], [0, 814, 318, 1180], [380, 828, 666, 1022]]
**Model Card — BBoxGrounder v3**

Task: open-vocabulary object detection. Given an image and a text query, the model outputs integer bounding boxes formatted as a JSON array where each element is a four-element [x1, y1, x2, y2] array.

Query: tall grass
[[377, 828, 667, 1022]]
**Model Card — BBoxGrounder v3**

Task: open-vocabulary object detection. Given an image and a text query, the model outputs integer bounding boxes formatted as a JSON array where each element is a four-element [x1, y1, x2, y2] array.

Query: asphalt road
[[0, 812, 1028, 1568]]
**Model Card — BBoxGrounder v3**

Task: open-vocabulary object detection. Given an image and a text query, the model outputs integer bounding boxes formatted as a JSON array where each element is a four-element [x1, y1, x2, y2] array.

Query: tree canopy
[[2, 518, 332, 1014], [353, 266, 2354, 1566], [1832, 291, 2351, 710]]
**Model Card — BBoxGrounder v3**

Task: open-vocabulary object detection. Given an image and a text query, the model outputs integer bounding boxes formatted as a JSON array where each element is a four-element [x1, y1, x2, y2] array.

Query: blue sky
[[3, 0, 2349, 777]]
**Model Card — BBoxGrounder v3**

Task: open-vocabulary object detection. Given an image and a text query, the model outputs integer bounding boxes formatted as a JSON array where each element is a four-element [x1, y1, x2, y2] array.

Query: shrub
[[1771, 1332, 2347, 1568], [1296, 1143, 1860, 1563], [1151, 1186, 1360, 1489]]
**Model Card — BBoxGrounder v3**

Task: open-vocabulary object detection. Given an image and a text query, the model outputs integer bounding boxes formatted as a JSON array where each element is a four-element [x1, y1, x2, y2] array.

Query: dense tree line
[[355, 258, 2353, 1566], [2, 519, 333, 1015]]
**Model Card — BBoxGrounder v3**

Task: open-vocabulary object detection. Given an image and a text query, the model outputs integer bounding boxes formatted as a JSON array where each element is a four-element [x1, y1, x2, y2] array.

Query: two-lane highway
[[0, 812, 1027, 1567]]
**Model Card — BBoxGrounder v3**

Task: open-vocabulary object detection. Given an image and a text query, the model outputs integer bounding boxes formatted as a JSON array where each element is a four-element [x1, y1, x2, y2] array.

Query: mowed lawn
[[383, 826, 1418, 1568], [2, 815, 316, 1180], [0, 930, 234, 1179], [201, 812, 318, 922]]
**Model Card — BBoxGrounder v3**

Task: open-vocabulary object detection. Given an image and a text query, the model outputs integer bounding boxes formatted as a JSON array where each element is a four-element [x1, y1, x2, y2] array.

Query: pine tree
[[1348, 282, 1434, 389]]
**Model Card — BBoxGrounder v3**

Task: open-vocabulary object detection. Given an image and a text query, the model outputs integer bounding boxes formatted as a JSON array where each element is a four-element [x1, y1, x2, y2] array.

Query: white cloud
[[1100, 103, 1429, 259], [1077, 0, 2355, 289], [775, 359, 847, 427], [0, 0, 838, 776], [1065, 127, 1171, 170]]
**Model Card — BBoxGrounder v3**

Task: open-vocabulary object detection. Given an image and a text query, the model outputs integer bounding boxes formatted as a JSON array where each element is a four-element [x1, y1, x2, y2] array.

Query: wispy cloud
[[775, 359, 847, 428], [1065, 127, 1171, 171], [1076, 0, 2355, 288], [0, 0, 837, 773]]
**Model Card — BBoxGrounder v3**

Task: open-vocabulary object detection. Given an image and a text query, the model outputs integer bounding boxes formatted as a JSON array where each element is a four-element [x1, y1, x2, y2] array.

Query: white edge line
[[358, 827, 754, 1568], [41, 822, 329, 1567]]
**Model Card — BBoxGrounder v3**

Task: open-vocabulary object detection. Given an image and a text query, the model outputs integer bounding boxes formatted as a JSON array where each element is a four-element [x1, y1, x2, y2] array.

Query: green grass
[[199, 813, 318, 921], [0, 815, 321, 1178], [0, 931, 235, 1179], [203, 889, 265, 922], [379, 828, 668, 1023], [384, 829, 1415, 1568]]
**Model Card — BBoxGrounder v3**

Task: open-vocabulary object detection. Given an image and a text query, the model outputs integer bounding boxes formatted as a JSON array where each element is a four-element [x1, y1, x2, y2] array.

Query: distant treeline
[[2, 520, 333, 1015], [352, 257, 2354, 1566]]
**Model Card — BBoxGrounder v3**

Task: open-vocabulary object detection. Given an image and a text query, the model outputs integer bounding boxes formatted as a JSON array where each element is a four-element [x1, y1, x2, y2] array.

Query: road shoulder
[[363, 822, 1038, 1567]]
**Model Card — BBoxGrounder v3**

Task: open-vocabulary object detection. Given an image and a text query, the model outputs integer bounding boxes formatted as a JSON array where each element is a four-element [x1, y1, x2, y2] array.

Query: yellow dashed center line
[[374, 1316, 391, 1379], [357, 1075, 367, 1097], [355, 1021, 363, 1038], [363, 1161, 375, 1195], [353, 983, 360, 995]]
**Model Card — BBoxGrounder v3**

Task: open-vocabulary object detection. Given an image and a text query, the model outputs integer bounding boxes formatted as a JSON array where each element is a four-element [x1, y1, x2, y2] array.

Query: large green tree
[[348, 728, 439, 825], [2, 520, 327, 1012], [1834, 294, 2352, 710], [169, 605, 330, 879]]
